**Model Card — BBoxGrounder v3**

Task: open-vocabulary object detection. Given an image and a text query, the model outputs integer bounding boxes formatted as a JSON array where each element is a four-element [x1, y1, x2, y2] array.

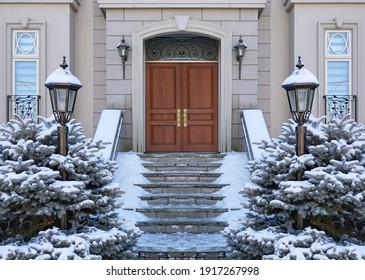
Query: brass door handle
[[177, 109, 181, 127], [183, 109, 188, 127]]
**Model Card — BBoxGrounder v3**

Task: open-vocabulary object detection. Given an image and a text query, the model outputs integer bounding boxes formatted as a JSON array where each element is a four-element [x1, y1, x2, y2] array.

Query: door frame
[[132, 17, 233, 152]]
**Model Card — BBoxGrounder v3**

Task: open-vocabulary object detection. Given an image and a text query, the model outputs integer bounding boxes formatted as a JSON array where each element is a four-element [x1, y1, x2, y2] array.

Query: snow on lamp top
[[282, 57, 319, 89], [44, 56, 82, 89]]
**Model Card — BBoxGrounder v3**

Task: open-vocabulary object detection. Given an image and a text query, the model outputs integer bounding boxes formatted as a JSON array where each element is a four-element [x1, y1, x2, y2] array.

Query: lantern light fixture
[[117, 36, 130, 79], [44, 56, 82, 125], [282, 56, 319, 126], [233, 36, 247, 79]]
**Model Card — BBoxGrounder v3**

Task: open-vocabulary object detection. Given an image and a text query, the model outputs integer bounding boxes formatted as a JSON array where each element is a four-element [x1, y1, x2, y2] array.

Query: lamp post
[[44, 56, 82, 229], [117, 36, 130, 79], [282, 57, 319, 229], [233, 36, 247, 79]]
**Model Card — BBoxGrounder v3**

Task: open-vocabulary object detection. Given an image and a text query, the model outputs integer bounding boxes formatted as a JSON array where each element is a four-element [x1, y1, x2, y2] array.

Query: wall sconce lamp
[[234, 36, 247, 79], [117, 36, 130, 79]]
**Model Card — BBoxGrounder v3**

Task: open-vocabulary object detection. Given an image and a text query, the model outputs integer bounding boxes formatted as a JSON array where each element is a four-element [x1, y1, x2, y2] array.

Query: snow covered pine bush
[[0, 116, 136, 259], [227, 115, 365, 259]]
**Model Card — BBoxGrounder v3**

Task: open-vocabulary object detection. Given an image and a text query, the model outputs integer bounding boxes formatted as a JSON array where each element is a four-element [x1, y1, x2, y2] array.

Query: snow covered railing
[[93, 109, 124, 160], [240, 109, 271, 160]]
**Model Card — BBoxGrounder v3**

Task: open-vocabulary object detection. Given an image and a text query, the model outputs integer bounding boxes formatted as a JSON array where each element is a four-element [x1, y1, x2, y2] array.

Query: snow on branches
[[230, 115, 365, 259], [0, 116, 134, 259]]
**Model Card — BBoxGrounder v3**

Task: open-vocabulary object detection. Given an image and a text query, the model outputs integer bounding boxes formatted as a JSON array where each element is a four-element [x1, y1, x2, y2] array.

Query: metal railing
[[323, 95, 357, 122], [7, 95, 41, 122]]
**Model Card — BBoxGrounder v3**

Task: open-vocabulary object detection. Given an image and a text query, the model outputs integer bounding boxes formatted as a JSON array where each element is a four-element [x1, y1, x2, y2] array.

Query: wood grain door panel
[[182, 63, 218, 152], [146, 63, 181, 152]]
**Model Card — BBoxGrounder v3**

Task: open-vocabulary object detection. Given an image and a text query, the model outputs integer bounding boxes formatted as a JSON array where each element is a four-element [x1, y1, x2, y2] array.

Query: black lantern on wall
[[233, 36, 247, 79], [117, 36, 130, 79]]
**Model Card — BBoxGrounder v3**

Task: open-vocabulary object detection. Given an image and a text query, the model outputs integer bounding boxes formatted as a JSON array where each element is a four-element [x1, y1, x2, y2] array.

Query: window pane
[[15, 61, 37, 95], [327, 32, 349, 55], [15, 32, 37, 55], [327, 61, 349, 95]]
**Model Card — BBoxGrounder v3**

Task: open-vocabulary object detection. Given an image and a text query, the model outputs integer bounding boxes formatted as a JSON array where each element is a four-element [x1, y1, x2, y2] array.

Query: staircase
[[133, 153, 231, 260]]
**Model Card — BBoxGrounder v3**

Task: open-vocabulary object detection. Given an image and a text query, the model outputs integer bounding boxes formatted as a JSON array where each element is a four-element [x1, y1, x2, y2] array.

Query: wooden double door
[[146, 62, 218, 152]]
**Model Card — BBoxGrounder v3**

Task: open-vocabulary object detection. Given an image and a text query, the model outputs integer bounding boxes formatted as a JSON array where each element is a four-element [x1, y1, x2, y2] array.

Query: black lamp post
[[234, 36, 247, 79], [44, 56, 82, 229], [117, 36, 130, 79], [282, 56, 319, 229]]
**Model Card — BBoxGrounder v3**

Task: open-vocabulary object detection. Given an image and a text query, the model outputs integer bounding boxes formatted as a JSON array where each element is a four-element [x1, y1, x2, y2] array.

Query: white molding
[[132, 20, 232, 152], [98, 0, 266, 9]]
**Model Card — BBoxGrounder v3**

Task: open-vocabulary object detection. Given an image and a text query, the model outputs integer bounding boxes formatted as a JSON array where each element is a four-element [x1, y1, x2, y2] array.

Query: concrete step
[[142, 172, 222, 183], [142, 162, 222, 172], [137, 206, 228, 219], [137, 218, 227, 233], [135, 182, 229, 194], [140, 193, 225, 206], [139, 153, 226, 163], [134, 233, 230, 260]]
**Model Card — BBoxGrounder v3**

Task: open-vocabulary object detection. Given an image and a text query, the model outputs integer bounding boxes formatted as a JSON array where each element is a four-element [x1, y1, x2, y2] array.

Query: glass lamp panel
[[287, 90, 297, 113], [49, 89, 56, 112], [297, 88, 308, 112], [67, 90, 77, 113], [307, 89, 315, 112], [56, 88, 67, 112], [118, 47, 126, 57]]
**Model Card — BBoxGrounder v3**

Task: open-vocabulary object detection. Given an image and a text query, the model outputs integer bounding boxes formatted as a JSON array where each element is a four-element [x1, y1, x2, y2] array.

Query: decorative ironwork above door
[[145, 37, 219, 61]]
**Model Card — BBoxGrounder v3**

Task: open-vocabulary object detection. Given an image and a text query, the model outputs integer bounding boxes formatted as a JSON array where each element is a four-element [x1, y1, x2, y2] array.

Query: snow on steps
[[133, 153, 231, 259], [135, 233, 229, 260]]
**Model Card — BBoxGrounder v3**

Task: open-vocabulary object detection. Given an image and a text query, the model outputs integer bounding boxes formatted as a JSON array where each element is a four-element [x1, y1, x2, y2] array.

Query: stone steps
[[143, 162, 222, 172], [132, 153, 230, 259], [140, 193, 225, 206], [135, 182, 228, 194], [137, 206, 228, 219], [137, 218, 227, 234], [138, 153, 225, 163], [142, 172, 222, 182], [135, 233, 230, 260]]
